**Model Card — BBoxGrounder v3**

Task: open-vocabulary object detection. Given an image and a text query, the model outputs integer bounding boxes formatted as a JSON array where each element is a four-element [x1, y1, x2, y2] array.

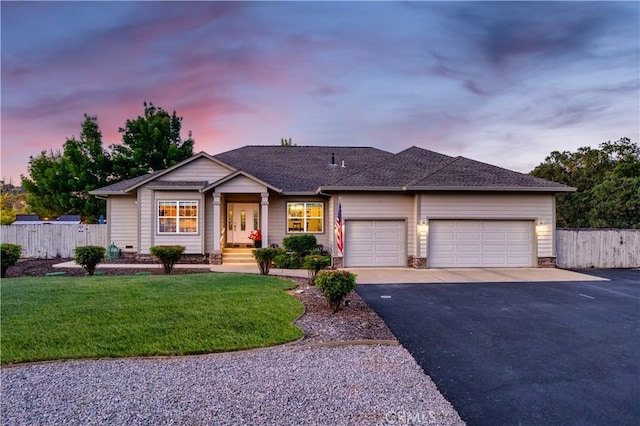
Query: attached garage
[[344, 220, 406, 267], [429, 220, 535, 268]]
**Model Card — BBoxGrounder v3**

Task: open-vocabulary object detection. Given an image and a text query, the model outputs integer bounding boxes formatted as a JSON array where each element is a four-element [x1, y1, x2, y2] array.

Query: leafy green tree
[[280, 138, 295, 146], [0, 184, 27, 225], [21, 115, 111, 223], [531, 137, 640, 228], [21, 149, 66, 220], [111, 102, 194, 179]]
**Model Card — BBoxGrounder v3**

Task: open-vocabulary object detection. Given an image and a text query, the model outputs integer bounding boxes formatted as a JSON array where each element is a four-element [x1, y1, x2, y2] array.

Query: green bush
[[302, 254, 331, 286], [252, 247, 284, 275], [282, 234, 318, 256], [73, 245, 106, 276], [149, 245, 185, 275], [1, 243, 22, 278], [315, 270, 357, 313], [273, 252, 303, 269]]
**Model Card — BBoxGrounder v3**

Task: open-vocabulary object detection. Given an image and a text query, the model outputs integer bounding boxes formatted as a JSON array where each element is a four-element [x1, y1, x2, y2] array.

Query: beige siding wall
[[152, 191, 205, 253], [138, 188, 153, 254], [216, 175, 267, 193], [268, 194, 331, 249], [336, 193, 416, 256], [108, 195, 138, 252], [161, 157, 233, 182], [205, 194, 215, 253], [420, 193, 555, 258]]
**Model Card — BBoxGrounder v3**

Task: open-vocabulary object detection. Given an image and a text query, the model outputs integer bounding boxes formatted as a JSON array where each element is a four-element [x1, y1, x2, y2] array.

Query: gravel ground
[[2, 260, 464, 425], [2, 346, 463, 425]]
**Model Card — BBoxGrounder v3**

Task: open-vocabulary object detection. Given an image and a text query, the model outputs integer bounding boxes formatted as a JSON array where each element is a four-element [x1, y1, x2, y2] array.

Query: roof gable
[[90, 152, 235, 195], [203, 170, 281, 193]]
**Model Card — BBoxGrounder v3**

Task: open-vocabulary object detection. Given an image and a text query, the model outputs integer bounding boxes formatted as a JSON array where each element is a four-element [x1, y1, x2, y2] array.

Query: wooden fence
[[556, 229, 640, 269], [1, 224, 108, 259]]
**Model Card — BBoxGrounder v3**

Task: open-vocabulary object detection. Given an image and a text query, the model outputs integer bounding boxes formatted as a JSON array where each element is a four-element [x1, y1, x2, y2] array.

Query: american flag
[[336, 202, 344, 255]]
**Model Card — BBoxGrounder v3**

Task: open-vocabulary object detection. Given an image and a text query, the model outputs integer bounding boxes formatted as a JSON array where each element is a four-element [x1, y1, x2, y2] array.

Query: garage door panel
[[430, 220, 534, 268], [345, 220, 406, 267]]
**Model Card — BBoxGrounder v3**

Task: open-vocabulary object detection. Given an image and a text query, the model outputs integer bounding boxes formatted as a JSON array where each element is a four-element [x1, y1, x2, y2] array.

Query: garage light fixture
[[418, 220, 428, 235]]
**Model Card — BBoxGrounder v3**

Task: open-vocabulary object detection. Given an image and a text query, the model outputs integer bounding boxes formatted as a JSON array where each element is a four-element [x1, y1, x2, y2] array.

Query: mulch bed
[[5, 258, 209, 277]]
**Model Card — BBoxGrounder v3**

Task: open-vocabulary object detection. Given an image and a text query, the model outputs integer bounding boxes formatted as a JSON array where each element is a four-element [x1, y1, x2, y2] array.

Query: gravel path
[[2, 345, 464, 425]]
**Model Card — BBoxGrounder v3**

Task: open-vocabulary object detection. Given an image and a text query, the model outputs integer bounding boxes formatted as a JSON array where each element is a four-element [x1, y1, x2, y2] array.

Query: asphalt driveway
[[357, 269, 640, 425]]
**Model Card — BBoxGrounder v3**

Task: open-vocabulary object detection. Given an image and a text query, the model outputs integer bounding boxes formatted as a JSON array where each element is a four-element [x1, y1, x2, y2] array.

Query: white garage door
[[429, 220, 534, 268], [344, 220, 406, 267]]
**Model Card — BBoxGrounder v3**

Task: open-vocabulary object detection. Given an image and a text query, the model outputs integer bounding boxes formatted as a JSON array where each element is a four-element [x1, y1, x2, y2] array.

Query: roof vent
[[341, 160, 346, 168], [329, 153, 338, 168]]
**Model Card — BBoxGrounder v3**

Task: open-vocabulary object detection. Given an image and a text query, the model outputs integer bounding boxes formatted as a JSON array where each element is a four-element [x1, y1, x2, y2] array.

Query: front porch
[[209, 191, 270, 265]]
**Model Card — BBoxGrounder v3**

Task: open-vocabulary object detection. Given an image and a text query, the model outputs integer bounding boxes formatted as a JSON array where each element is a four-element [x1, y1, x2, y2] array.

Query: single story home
[[90, 146, 574, 268]]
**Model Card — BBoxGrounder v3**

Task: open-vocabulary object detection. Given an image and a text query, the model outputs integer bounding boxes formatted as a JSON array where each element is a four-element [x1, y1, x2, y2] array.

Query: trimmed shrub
[[302, 254, 331, 286], [282, 234, 318, 256], [273, 252, 303, 269], [315, 270, 357, 313], [73, 245, 106, 276], [149, 245, 185, 275], [252, 247, 283, 275], [1, 243, 22, 278]]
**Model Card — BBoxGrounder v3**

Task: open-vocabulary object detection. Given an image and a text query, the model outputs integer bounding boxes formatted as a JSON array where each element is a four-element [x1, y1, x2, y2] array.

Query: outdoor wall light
[[418, 220, 428, 235], [536, 220, 545, 233]]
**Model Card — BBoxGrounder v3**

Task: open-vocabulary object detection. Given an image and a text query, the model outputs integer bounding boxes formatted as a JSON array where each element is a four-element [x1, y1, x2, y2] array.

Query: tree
[[0, 184, 27, 225], [21, 115, 112, 223], [280, 138, 295, 146], [111, 102, 194, 179], [531, 137, 640, 228]]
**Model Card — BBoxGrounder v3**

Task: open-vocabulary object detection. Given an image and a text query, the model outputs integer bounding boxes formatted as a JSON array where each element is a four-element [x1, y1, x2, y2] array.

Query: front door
[[227, 203, 259, 246]]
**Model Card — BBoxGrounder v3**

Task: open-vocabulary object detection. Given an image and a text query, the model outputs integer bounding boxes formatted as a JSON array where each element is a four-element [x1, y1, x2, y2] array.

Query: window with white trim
[[287, 202, 323, 233], [158, 201, 198, 233]]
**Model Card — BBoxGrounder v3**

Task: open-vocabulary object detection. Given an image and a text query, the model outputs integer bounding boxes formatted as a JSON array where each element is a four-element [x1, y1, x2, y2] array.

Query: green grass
[[0, 274, 304, 364]]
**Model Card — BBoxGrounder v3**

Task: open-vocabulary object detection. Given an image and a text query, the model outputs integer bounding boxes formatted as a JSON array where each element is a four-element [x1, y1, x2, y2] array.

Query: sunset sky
[[2, 1, 638, 184]]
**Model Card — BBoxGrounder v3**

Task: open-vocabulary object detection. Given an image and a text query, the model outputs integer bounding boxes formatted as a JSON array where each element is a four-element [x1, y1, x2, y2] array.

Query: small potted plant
[[249, 229, 262, 248]]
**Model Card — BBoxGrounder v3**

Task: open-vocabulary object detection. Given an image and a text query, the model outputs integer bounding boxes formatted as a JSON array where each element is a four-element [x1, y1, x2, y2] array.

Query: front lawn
[[1, 274, 304, 364]]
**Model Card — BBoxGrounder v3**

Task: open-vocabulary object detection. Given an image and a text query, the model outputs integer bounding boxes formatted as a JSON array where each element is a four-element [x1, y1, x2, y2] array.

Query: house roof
[[320, 146, 574, 192], [214, 146, 394, 193], [405, 156, 572, 191], [91, 145, 574, 195]]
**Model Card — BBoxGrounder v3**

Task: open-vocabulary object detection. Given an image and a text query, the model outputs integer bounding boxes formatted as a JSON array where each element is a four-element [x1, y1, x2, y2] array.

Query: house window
[[287, 202, 323, 233], [158, 201, 198, 234]]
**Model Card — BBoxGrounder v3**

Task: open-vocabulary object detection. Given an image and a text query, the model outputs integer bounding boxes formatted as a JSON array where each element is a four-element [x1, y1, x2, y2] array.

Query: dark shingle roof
[[214, 146, 394, 192], [90, 145, 573, 195], [323, 146, 573, 192], [408, 157, 571, 190], [90, 172, 162, 194], [325, 146, 454, 188]]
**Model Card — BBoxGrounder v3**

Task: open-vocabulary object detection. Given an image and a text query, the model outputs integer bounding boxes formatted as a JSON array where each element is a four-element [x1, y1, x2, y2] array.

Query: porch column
[[261, 192, 269, 247], [213, 193, 221, 252]]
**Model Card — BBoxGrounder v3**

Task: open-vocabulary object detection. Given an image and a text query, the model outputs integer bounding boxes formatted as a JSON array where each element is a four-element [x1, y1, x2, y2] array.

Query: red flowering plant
[[249, 229, 262, 241]]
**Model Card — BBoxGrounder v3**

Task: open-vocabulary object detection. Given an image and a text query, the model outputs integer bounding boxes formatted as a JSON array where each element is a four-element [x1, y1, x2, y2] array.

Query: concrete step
[[222, 248, 255, 265], [223, 259, 257, 265]]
